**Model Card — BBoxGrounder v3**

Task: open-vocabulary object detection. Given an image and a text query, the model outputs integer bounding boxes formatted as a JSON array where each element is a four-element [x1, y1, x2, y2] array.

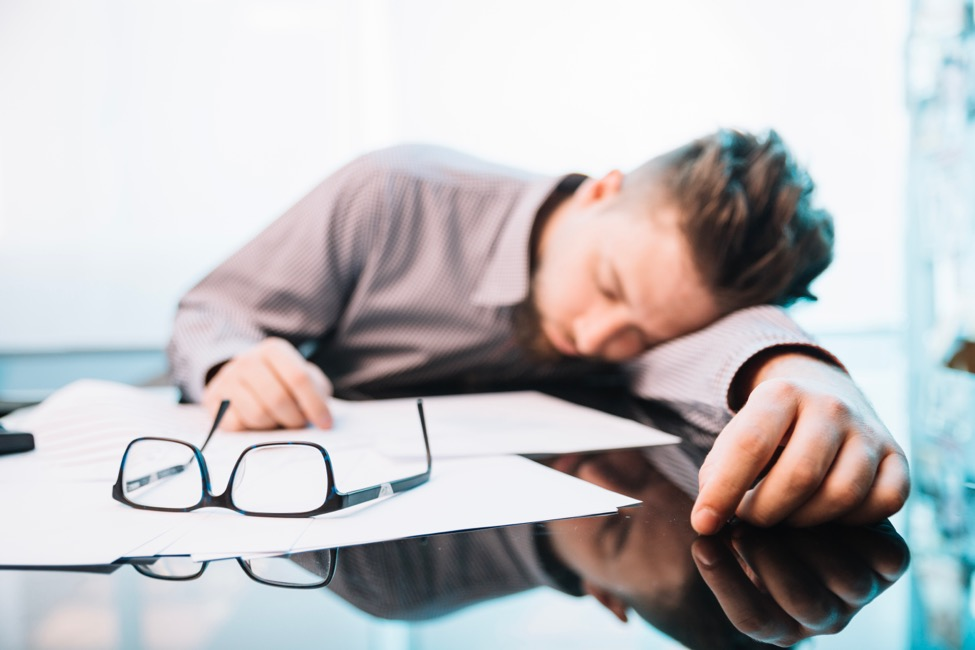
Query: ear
[[583, 581, 629, 623], [575, 170, 624, 207]]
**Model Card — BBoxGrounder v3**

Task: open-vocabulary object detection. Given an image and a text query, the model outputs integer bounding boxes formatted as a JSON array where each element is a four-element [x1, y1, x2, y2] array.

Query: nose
[[572, 307, 646, 360]]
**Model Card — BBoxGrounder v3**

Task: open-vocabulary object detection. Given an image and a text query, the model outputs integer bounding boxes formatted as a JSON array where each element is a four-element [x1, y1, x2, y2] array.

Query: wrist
[[729, 345, 844, 411]]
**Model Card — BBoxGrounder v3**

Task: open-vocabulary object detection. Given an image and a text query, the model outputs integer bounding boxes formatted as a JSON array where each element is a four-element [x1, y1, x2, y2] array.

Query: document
[[340, 391, 678, 458], [0, 380, 677, 486], [0, 380, 661, 566], [0, 480, 185, 565], [153, 456, 638, 561], [0, 457, 636, 565]]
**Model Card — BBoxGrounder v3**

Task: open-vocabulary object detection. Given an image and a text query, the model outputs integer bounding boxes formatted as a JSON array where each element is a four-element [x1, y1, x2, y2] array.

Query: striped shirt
[[168, 145, 823, 430]]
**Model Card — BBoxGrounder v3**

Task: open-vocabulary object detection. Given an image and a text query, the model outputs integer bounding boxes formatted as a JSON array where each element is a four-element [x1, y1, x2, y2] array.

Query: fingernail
[[692, 507, 722, 535]]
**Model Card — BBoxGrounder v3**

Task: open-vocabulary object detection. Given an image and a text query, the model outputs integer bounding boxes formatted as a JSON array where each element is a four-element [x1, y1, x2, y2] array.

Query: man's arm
[[167, 151, 388, 428], [626, 305, 909, 533], [691, 351, 909, 534]]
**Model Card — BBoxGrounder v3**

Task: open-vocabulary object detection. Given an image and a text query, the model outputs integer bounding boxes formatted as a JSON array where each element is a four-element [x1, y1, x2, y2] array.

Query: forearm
[[626, 305, 836, 431], [167, 154, 383, 401]]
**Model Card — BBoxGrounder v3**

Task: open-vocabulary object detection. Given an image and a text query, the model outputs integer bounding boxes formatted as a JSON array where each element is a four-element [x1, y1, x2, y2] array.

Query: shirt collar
[[471, 174, 586, 307]]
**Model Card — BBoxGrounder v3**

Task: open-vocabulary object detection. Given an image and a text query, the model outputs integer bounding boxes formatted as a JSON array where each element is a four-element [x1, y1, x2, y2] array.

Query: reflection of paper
[[164, 456, 638, 561]]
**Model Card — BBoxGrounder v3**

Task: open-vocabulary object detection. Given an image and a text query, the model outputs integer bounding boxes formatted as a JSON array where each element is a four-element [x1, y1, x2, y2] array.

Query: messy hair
[[632, 129, 834, 311]]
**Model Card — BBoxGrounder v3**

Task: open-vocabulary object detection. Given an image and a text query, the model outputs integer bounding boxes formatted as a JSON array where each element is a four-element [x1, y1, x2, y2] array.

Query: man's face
[[528, 182, 722, 363], [546, 451, 698, 598]]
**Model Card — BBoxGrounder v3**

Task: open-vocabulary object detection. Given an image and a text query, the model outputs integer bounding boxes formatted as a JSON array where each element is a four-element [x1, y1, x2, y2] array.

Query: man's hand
[[203, 337, 333, 431], [691, 352, 910, 535]]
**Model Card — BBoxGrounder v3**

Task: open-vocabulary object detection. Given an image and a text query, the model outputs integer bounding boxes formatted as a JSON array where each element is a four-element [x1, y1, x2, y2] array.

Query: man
[[167, 129, 910, 534]]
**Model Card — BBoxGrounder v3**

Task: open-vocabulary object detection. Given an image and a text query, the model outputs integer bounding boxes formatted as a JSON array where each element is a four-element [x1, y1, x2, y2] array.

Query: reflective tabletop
[[0, 464, 911, 650], [0, 388, 924, 650]]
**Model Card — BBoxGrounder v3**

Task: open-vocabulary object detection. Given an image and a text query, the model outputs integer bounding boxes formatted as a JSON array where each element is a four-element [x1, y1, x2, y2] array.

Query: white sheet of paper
[[328, 391, 678, 458], [157, 455, 638, 561], [0, 381, 658, 566], [0, 481, 185, 566], [2, 381, 677, 485]]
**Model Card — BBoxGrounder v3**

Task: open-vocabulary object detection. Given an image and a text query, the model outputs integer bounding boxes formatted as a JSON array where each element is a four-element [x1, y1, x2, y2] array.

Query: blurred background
[[0, 0, 907, 392]]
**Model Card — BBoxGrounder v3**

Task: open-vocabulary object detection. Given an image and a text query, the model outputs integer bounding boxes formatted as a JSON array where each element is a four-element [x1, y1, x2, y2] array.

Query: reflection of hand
[[692, 353, 910, 534], [203, 337, 333, 431], [692, 521, 909, 647]]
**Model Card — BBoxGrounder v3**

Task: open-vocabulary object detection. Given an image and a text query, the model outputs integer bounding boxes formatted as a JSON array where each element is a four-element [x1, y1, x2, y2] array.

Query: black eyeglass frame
[[112, 399, 433, 518], [127, 548, 338, 589]]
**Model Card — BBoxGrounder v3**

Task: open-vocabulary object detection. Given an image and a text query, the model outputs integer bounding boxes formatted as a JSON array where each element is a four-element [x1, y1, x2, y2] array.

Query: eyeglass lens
[[230, 444, 332, 515], [121, 439, 204, 509], [133, 550, 334, 588]]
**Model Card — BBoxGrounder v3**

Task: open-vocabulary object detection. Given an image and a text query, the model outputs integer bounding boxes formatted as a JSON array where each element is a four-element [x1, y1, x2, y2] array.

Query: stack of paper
[[0, 380, 677, 566]]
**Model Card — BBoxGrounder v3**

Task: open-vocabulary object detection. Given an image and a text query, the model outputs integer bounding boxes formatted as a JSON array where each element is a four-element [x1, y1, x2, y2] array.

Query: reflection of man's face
[[519, 182, 721, 363], [546, 450, 698, 610]]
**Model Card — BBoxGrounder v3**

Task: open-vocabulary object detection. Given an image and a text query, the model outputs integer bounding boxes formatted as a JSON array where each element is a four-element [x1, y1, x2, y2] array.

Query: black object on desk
[[0, 423, 35, 455]]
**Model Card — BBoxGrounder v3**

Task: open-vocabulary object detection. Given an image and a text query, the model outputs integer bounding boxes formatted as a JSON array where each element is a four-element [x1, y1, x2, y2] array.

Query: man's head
[[525, 129, 834, 362]]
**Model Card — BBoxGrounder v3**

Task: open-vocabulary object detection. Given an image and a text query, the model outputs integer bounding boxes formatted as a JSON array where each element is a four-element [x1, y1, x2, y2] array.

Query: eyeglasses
[[112, 399, 432, 517], [127, 548, 337, 589]]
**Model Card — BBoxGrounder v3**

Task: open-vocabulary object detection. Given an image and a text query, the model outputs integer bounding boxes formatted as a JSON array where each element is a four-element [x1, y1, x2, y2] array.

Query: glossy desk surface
[[0, 335, 962, 649], [0, 400, 922, 650]]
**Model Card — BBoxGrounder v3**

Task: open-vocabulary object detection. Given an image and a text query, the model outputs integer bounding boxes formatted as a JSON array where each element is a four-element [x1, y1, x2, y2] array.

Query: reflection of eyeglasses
[[112, 399, 432, 517], [127, 548, 337, 589]]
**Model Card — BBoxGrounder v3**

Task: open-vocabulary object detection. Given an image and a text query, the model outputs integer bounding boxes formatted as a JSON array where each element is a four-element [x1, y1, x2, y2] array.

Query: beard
[[511, 283, 564, 363]]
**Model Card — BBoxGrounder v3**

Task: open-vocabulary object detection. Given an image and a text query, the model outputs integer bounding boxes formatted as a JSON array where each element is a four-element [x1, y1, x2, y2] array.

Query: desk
[[0, 334, 961, 648], [0, 471, 912, 650]]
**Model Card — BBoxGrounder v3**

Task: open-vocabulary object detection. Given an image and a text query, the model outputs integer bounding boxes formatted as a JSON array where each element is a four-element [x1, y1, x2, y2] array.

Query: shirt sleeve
[[624, 305, 842, 436], [167, 151, 390, 403]]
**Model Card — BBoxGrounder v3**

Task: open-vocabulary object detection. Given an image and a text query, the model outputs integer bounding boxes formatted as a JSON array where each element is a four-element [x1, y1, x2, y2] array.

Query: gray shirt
[[168, 145, 823, 429]]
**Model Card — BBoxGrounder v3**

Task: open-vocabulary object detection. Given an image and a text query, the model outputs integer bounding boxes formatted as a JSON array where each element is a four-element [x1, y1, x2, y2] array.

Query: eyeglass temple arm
[[200, 400, 230, 452], [338, 399, 432, 509]]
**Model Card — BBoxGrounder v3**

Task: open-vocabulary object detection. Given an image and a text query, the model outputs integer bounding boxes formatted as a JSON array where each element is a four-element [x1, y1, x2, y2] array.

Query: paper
[[0, 380, 653, 565], [0, 481, 185, 565], [151, 456, 638, 561], [347, 391, 679, 458], [0, 457, 635, 565], [1, 381, 677, 485]]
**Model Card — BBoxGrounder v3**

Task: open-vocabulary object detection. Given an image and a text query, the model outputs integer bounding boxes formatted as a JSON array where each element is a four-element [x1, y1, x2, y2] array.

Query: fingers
[[836, 452, 911, 526], [776, 436, 879, 528], [732, 528, 855, 635], [833, 521, 911, 583], [692, 380, 800, 535], [695, 370, 911, 533], [734, 404, 845, 527], [202, 338, 333, 431], [692, 537, 805, 645]]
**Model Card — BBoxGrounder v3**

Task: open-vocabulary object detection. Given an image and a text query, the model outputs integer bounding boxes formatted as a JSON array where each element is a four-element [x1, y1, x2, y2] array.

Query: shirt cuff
[[626, 305, 840, 417]]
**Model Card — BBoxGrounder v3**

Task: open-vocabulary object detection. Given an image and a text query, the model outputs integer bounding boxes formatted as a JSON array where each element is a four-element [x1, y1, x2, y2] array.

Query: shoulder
[[337, 144, 541, 194]]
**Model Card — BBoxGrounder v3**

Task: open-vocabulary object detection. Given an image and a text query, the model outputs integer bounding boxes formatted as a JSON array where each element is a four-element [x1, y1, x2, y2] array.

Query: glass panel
[[242, 550, 333, 588], [230, 444, 330, 515], [133, 556, 205, 580], [121, 439, 204, 509]]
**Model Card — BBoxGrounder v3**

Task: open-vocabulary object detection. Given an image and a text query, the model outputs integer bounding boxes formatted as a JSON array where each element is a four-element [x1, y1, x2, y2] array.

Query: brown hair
[[631, 129, 834, 311]]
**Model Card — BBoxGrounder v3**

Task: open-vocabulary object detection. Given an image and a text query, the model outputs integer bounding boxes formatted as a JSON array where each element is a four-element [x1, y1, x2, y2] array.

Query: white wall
[[0, 0, 908, 350]]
